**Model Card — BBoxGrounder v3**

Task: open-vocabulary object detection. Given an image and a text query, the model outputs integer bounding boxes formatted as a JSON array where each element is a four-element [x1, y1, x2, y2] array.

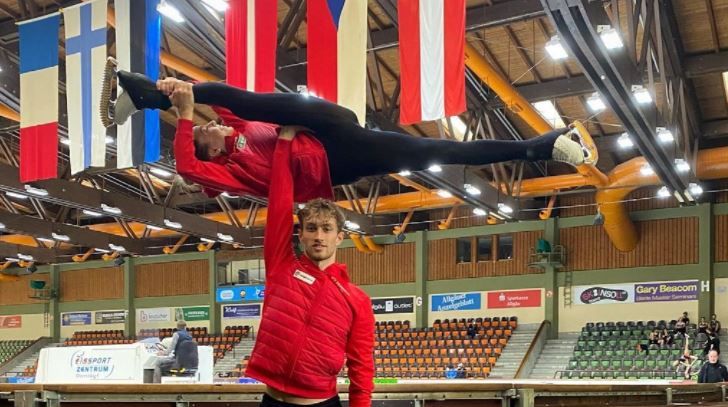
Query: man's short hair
[[192, 126, 211, 161], [177, 320, 187, 330], [297, 198, 345, 232]]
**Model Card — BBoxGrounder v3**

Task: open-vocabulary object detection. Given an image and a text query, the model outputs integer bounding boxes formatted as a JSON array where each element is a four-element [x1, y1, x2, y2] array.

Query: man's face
[[300, 215, 344, 262], [710, 350, 719, 363], [194, 121, 234, 158]]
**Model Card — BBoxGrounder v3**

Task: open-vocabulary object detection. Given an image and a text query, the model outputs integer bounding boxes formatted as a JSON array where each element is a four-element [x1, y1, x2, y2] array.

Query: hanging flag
[[398, 0, 466, 125], [64, 0, 108, 174], [114, 0, 161, 168], [18, 13, 60, 183], [226, 0, 277, 92], [307, 0, 367, 125]]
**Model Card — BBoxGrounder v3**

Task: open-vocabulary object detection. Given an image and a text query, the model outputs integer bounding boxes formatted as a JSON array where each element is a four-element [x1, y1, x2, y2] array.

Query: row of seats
[[559, 369, 688, 380], [0, 340, 33, 366], [376, 339, 508, 353], [69, 330, 125, 339], [138, 327, 209, 339], [377, 328, 512, 340]]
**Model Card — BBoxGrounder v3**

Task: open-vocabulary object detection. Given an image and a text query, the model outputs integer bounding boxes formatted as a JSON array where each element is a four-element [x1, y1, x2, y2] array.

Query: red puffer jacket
[[244, 139, 375, 407]]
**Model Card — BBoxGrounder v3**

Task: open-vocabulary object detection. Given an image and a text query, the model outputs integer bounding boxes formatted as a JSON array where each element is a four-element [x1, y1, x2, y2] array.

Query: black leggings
[[260, 394, 341, 407], [192, 82, 563, 185]]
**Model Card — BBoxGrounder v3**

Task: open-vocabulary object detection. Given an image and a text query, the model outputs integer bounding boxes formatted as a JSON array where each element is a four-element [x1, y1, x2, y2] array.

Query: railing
[[514, 320, 550, 378], [553, 369, 684, 379]]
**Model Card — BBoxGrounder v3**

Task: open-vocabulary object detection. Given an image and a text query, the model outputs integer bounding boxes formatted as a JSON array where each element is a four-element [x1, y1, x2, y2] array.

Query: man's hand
[[279, 125, 310, 141], [168, 81, 195, 121], [157, 78, 187, 95]]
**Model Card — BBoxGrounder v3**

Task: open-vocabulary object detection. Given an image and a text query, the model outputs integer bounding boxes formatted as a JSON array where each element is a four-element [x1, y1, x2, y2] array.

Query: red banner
[[0, 315, 22, 328], [487, 290, 542, 309]]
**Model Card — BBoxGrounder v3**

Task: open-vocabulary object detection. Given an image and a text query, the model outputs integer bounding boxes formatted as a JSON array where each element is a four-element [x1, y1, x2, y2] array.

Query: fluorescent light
[[464, 184, 481, 196], [437, 190, 453, 198], [217, 233, 233, 242], [688, 183, 703, 196], [586, 93, 606, 112], [200, 237, 216, 243], [6, 192, 28, 200], [17, 253, 34, 262], [675, 158, 690, 173], [532, 100, 566, 128], [104, 135, 114, 145], [0, 222, 4, 229], [221, 191, 239, 199], [149, 167, 173, 178], [545, 35, 568, 60], [498, 203, 514, 214], [5, 257, 19, 262], [617, 133, 634, 149], [157, 0, 184, 23], [657, 127, 674, 143], [51, 233, 70, 242], [108, 243, 126, 252], [24, 185, 48, 196], [473, 208, 487, 216], [94, 248, 111, 254], [723, 72, 728, 106], [202, 0, 228, 11], [163, 219, 182, 229], [640, 164, 655, 176], [657, 186, 671, 198], [82, 209, 102, 217], [146, 225, 163, 231], [428, 164, 442, 173], [344, 220, 360, 230], [598, 25, 624, 49], [101, 203, 122, 215], [398, 170, 412, 177], [60, 138, 70, 146], [37, 237, 53, 243], [632, 85, 652, 104]]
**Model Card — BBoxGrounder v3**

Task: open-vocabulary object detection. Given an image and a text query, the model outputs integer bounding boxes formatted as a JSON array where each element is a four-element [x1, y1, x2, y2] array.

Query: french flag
[[307, 0, 367, 125], [225, 0, 277, 92], [64, 0, 108, 175], [114, 0, 161, 168], [18, 13, 60, 183], [398, 0, 466, 125]]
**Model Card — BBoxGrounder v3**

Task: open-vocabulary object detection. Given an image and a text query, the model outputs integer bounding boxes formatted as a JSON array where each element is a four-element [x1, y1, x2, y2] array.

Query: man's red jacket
[[174, 107, 335, 201], [244, 138, 375, 407]]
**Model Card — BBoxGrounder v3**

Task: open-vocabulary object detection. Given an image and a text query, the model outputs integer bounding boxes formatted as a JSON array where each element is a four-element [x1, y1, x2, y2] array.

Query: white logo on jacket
[[293, 269, 316, 285]]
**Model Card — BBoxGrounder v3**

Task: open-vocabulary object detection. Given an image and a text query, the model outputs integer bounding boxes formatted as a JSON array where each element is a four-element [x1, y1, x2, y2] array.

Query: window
[[476, 236, 492, 262], [498, 234, 514, 260], [456, 237, 472, 263]]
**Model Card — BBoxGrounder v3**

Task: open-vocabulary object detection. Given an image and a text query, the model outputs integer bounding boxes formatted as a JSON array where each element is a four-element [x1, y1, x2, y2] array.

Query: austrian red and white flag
[[398, 0, 466, 125], [225, 0, 277, 92]]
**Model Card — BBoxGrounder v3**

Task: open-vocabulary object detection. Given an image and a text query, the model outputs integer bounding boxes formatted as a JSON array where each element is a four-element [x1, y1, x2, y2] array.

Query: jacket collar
[[299, 254, 350, 284]]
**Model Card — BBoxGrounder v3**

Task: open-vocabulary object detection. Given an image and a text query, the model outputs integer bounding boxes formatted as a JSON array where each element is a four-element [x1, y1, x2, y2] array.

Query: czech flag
[[398, 0, 466, 125], [18, 13, 60, 182], [307, 0, 367, 125]]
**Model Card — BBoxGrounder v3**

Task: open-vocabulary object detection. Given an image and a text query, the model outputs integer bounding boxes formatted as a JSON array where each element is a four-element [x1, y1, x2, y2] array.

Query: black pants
[[193, 83, 563, 185], [260, 394, 341, 407]]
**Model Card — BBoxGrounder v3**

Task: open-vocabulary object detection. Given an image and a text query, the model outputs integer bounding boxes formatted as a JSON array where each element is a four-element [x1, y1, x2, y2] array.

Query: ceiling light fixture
[[617, 133, 633, 149], [545, 35, 568, 60], [464, 184, 481, 196], [586, 93, 606, 112], [473, 208, 487, 216], [632, 85, 652, 104], [598, 25, 624, 49], [675, 158, 690, 173], [101, 204, 122, 215], [163, 219, 182, 229], [657, 127, 674, 143], [427, 164, 442, 173], [157, 0, 185, 23]]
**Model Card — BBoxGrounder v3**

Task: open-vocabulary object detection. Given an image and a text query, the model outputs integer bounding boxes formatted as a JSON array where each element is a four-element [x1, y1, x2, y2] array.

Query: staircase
[[213, 337, 256, 376], [528, 333, 579, 379], [3, 350, 42, 377], [487, 324, 540, 379]]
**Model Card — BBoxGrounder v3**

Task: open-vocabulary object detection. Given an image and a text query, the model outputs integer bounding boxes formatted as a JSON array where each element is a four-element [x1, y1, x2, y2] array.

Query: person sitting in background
[[674, 319, 687, 340], [699, 317, 709, 334], [466, 324, 477, 339], [661, 328, 674, 346], [710, 314, 722, 334], [153, 320, 193, 383], [698, 350, 728, 383], [445, 364, 457, 379], [455, 363, 466, 379], [679, 311, 691, 325], [704, 329, 721, 357]]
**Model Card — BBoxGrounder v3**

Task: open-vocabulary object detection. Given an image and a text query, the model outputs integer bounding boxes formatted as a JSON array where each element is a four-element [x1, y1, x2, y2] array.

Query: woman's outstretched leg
[[113, 71, 358, 131]]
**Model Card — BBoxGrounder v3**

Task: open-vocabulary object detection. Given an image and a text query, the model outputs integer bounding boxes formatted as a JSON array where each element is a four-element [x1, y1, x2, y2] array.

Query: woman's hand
[[279, 126, 311, 141]]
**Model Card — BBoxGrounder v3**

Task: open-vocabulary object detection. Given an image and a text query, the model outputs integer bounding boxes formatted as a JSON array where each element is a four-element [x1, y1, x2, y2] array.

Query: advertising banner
[[62, 312, 92, 326], [573, 284, 634, 305], [0, 315, 21, 328], [137, 308, 171, 323], [634, 280, 699, 302], [175, 306, 210, 321], [487, 289, 542, 308], [222, 304, 261, 319], [216, 285, 265, 303], [430, 293, 481, 312], [95, 311, 126, 325], [371, 297, 414, 315]]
